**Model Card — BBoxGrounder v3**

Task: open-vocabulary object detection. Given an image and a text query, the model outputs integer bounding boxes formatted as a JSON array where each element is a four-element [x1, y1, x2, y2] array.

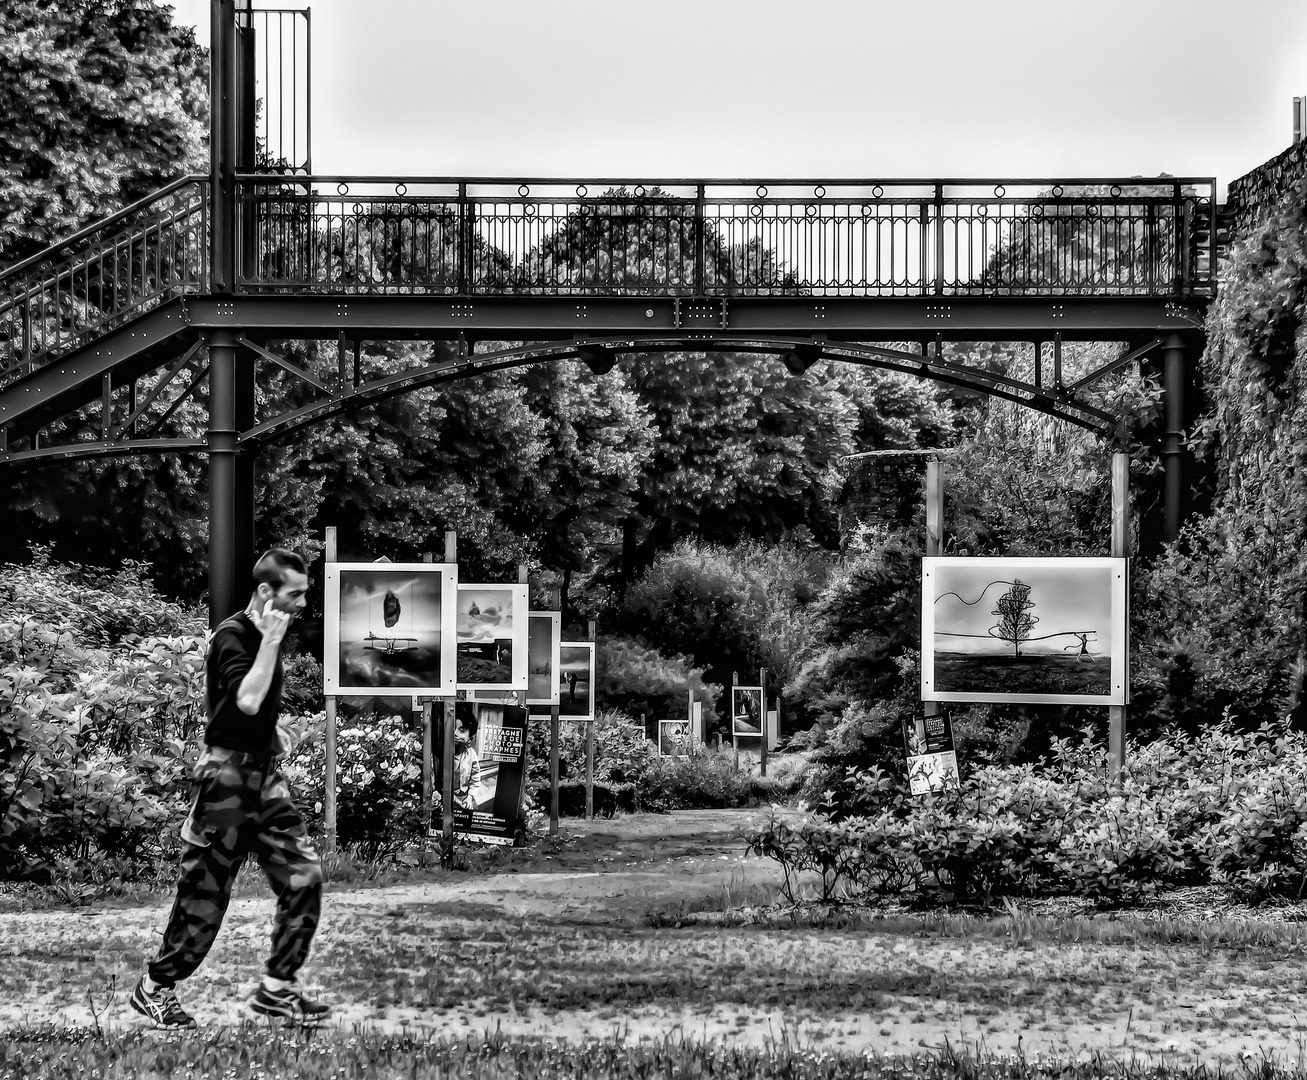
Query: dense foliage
[[0, 549, 203, 880], [753, 720, 1307, 906], [0, 0, 207, 265]]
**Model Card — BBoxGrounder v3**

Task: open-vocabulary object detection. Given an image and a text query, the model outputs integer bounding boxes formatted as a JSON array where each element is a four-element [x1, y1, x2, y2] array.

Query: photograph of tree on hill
[[921, 557, 1127, 705]]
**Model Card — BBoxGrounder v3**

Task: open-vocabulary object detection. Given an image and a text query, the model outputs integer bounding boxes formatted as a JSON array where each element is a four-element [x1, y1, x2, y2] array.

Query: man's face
[[267, 569, 310, 616], [454, 718, 471, 749]]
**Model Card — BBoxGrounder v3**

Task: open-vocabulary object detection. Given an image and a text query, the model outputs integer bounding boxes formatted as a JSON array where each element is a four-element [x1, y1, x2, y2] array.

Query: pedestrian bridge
[[0, 172, 1217, 463]]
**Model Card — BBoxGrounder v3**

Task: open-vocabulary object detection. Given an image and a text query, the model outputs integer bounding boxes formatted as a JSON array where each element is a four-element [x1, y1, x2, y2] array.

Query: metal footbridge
[[0, 0, 1222, 622]]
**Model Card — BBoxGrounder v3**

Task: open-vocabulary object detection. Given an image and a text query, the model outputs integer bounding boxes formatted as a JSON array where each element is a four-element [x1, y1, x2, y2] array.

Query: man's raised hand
[[253, 598, 291, 648]]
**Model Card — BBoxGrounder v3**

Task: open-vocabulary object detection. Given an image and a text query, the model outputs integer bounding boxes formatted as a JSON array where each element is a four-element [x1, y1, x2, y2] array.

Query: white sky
[[160, 1, 1307, 199]]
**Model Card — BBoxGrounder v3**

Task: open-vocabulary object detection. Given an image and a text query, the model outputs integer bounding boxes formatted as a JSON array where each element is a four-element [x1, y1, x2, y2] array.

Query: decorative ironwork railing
[[237, 176, 1218, 299], [0, 176, 209, 381], [0, 175, 1218, 380]]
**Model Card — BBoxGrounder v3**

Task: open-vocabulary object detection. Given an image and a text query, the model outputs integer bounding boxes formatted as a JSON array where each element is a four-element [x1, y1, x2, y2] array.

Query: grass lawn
[[4, 809, 1307, 1077]]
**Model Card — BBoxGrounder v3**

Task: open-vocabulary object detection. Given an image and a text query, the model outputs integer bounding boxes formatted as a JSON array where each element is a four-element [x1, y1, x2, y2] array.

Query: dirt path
[[3, 810, 1306, 1067]]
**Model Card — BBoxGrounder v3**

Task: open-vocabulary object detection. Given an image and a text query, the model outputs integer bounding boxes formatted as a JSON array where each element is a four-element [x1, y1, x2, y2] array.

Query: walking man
[[132, 548, 329, 1029]]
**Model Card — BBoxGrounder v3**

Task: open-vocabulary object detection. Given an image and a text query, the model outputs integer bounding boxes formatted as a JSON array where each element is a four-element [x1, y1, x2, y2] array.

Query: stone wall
[[1225, 139, 1307, 240]]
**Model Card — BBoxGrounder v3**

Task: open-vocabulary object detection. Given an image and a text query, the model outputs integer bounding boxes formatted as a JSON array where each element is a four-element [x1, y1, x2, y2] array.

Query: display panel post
[[549, 705, 560, 835], [323, 526, 338, 855], [924, 460, 944, 732], [441, 530, 456, 865], [1109, 452, 1130, 784], [586, 619, 596, 820]]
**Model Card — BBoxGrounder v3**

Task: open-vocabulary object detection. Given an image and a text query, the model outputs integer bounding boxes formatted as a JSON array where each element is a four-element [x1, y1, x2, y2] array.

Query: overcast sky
[[161, 1, 1307, 198]]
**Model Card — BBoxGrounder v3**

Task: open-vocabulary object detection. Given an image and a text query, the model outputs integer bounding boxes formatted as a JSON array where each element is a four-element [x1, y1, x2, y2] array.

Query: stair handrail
[[0, 173, 208, 290]]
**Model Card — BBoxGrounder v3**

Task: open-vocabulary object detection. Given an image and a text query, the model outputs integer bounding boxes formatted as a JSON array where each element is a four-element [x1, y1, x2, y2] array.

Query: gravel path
[[2, 810, 1305, 1068]]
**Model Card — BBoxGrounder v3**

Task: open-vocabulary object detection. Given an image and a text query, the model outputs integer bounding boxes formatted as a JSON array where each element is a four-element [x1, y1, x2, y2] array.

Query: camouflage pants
[[148, 746, 323, 986]]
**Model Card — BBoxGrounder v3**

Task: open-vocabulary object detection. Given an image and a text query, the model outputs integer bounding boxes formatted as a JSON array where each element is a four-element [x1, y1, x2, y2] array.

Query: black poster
[[429, 701, 528, 845]]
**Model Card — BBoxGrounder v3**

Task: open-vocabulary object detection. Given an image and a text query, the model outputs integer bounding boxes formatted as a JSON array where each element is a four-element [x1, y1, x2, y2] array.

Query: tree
[[0, 0, 207, 265], [989, 580, 1037, 656]]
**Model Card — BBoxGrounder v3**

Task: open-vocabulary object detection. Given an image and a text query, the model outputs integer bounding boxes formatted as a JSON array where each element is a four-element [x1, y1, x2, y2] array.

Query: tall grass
[[1, 1027, 1303, 1080]]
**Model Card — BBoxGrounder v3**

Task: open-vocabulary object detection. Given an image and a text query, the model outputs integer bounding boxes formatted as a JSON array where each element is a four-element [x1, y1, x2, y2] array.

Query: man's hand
[[250, 597, 291, 649]]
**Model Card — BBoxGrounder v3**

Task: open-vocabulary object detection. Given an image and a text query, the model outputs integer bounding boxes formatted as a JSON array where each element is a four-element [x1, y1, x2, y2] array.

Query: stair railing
[[0, 175, 210, 384]]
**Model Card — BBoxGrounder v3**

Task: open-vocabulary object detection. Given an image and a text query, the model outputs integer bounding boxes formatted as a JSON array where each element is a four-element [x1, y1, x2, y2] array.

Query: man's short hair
[[253, 548, 307, 591]]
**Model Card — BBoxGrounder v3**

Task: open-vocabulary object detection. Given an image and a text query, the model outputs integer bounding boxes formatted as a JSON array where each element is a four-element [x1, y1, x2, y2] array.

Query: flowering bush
[[0, 550, 205, 878], [280, 702, 423, 860], [750, 719, 1307, 907]]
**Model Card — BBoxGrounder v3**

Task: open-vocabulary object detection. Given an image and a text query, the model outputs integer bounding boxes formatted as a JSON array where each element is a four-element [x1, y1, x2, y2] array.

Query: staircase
[[0, 176, 209, 383]]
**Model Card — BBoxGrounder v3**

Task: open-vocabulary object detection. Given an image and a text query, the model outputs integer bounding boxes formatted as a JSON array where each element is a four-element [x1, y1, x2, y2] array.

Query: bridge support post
[[208, 330, 240, 626], [234, 342, 257, 590], [1162, 334, 1188, 544]]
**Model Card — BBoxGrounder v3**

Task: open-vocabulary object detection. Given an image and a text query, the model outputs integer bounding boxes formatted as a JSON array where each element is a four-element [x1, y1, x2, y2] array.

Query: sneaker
[[130, 976, 197, 1030], [249, 982, 330, 1026]]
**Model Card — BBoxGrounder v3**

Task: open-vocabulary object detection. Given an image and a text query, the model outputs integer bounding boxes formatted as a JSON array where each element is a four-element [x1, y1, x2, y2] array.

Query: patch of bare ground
[[4, 809, 1307, 1068]]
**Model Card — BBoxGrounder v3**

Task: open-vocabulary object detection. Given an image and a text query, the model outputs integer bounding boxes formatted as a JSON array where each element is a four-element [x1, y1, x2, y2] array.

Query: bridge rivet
[[646, 309, 654, 318]]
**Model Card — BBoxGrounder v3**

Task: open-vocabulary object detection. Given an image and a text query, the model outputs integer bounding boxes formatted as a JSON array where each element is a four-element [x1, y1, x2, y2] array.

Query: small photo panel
[[558, 641, 596, 721], [456, 584, 529, 692]]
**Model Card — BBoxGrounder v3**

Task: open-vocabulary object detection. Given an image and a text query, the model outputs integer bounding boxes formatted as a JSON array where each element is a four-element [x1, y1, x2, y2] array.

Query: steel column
[[1162, 334, 1187, 543], [211, 0, 239, 293], [234, 342, 257, 591], [208, 330, 239, 627]]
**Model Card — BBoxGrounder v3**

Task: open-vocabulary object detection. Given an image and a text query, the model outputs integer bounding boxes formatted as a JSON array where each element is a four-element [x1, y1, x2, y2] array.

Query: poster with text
[[325, 563, 457, 696], [527, 611, 561, 706], [456, 584, 529, 692], [902, 711, 960, 796], [558, 642, 596, 721], [732, 686, 763, 737], [921, 557, 1128, 705], [428, 701, 528, 845]]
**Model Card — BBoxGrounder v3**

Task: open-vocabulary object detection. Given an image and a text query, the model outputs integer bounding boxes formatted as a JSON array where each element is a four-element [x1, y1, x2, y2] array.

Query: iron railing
[[0, 174, 1218, 382], [0, 176, 209, 380], [237, 176, 1218, 299]]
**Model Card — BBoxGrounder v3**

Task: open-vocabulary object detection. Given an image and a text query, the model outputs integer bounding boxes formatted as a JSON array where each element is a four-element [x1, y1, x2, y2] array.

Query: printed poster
[[428, 701, 528, 845], [902, 710, 960, 796]]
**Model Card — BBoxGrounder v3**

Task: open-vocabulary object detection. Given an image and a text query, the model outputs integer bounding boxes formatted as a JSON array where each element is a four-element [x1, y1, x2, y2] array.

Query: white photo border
[[558, 640, 596, 722], [921, 556, 1128, 706], [324, 562, 458, 698], [456, 583, 530, 692], [526, 610, 562, 706]]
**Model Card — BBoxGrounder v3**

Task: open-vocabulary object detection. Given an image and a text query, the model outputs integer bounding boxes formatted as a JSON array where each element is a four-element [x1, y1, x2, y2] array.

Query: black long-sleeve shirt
[[204, 612, 283, 753]]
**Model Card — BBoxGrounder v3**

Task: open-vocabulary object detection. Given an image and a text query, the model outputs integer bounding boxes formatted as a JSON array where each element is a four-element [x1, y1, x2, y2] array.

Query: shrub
[[0, 551, 206, 878], [749, 720, 1307, 907], [596, 636, 721, 733], [638, 746, 759, 811], [280, 700, 423, 860]]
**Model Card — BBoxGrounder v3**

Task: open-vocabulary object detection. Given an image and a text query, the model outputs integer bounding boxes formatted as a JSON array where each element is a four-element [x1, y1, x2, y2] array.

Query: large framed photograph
[[456, 584, 529, 692], [325, 563, 457, 697], [558, 641, 596, 721], [526, 611, 561, 706], [921, 557, 1128, 705], [732, 686, 763, 737]]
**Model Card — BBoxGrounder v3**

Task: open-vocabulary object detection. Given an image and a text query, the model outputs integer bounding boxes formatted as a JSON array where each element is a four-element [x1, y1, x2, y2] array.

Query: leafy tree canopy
[[0, 0, 207, 265]]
